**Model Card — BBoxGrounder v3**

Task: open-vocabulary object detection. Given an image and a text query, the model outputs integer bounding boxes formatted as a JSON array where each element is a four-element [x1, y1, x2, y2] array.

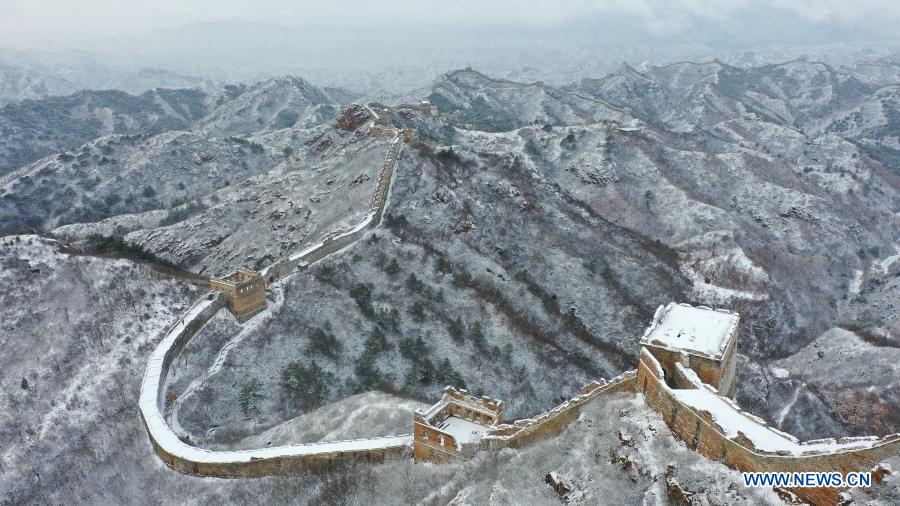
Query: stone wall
[[261, 133, 402, 283], [413, 417, 463, 463], [413, 387, 503, 462], [483, 372, 637, 450], [155, 292, 227, 402], [636, 348, 900, 505], [140, 290, 412, 477], [149, 436, 409, 478], [140, 128, 413, 478]]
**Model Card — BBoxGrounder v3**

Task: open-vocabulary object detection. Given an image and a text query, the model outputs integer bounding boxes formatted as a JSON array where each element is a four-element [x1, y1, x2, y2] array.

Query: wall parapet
[[138, 289, 412, 476], [139, 124, 410, 477], [482, 371, 636, 449], [636, 346, 900, 505], [260, 130, 402, 283]]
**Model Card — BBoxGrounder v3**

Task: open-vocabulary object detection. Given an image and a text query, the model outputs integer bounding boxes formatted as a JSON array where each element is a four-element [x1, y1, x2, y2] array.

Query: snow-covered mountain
[[0, 48, 215, 106], [1, 61, 898, 503], [0, 76, 357, 177], [427, 68, 628, 131]]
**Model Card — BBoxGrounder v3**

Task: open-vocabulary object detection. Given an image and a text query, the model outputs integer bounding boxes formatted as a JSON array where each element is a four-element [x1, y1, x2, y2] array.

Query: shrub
[[385, 258, 402, 278], [405, 358, 435, 387], [274, 109, 300, 129], [384, 213, 408, 229], [318, 265, 336, 282], [525, 139, 541, 159], [350, 283, 374, 317], [436, 358, 466, 389], [281, 360, 333, 410], [376, 307, 401, 332], [435, 256, 453, 275], [305, 326, 342, 359], [436, 147, 461, 164], [448, 317, 465, 342], [238, 377, 262, 417], [471, 320, 485, 347], [409, 301, 426, 323], [353, 352, 383, 391], [365, 326, 391, 354], [399, 336, 431, 362], [84, 234, 164, 264], [103, 193, 121, 207], [406, 273, 423, 293], [159, 201, 207, 227]]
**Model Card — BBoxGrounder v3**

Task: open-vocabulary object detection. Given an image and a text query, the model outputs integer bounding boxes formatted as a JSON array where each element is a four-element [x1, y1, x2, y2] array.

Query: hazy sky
[[3, 0, 899, 49]]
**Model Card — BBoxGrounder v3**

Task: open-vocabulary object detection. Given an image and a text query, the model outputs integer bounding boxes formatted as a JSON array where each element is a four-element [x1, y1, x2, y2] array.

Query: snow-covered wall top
[[138, 121, 411, 472], [640, 347, 898, 458]]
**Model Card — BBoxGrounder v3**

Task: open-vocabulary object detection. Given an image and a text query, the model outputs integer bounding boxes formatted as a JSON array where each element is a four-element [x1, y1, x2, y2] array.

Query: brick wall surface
[[636, 349, 900, 505]]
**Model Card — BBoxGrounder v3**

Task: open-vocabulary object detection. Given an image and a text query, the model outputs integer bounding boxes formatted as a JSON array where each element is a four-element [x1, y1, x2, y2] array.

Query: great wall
[[138, 100, 900, 505]]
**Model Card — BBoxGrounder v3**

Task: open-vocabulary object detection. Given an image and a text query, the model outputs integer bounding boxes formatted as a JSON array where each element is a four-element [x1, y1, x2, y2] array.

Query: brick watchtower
[[639, 302, 740, 397], [209, 268, 267, 322], [413, 387, 503, 462]]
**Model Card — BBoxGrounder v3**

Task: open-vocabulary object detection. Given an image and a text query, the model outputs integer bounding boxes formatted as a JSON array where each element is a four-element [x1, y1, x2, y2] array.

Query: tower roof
[[640, 303, 738, 360]]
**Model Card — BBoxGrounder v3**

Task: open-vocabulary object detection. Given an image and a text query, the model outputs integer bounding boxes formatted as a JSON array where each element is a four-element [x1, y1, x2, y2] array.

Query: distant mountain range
[[0, 48, 216, 106], [0, 75, 356, 176], [3, 17, 899, 104]]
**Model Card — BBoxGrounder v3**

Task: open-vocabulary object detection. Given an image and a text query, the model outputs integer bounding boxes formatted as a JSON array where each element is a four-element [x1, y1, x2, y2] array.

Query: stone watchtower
[[639, 303, 740, 397], [418, 99, 437, 118], [413, 387, 503, 462], [209, 268, 267, 322]]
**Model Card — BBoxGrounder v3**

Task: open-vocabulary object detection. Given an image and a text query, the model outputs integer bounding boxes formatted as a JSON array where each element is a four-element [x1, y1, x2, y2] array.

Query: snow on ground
[[166, 286, 288, 439], [436, 416, 488, 446], [410, 393, 780, 505], [234, 391, 424, 451], [849, 268, 864, 295], [676, 231, 770, 305], [775, 382, 805, 428], [764, 327, 900, 438], [775, 328, 900, 397], [874, 243, 900, 275], [0, 234, 201, 503]]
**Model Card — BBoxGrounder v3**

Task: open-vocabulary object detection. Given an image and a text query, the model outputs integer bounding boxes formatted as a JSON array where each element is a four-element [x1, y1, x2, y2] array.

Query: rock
[[872, 463, 891, 484], [837, 491, 853, 505], [665, 464, 694, 506], [545, 471, 571, 499], [773, 487, 804, 504]]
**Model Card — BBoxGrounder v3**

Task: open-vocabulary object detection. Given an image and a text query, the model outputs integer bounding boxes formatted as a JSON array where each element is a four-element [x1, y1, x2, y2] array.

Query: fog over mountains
[[2, 8, 899, 104]]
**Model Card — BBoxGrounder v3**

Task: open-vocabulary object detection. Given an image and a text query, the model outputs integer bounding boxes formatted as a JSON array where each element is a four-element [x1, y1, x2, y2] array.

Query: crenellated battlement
[[413, 387, 504, 462]]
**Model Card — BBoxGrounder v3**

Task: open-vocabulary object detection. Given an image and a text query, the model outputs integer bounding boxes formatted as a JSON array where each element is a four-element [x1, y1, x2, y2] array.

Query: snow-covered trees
[[281, 361, 333, 410], [238, 377, 262, 417], [304, 325, 342, 360]]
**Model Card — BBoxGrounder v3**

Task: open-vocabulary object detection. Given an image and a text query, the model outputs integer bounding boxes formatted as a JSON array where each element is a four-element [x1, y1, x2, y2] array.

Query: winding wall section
[[139, 127, 411, 476], [138, 109, 900, 498]]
